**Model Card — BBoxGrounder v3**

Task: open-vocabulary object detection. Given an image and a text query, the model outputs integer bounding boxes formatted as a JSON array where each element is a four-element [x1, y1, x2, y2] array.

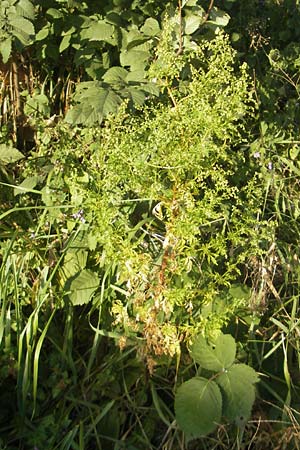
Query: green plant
[[0, 0, 35, 63], [175, 333, 259, 439]]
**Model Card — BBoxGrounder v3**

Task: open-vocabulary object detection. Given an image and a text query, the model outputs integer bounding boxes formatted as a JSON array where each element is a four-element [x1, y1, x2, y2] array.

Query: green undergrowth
[[1, 25, 300, 449]]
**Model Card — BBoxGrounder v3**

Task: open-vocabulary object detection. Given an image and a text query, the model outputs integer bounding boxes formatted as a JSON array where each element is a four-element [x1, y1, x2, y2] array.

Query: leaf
[[68, 269, 99, 306], [16, 0, 35, 20], [10, 16, 35, 36], [190, 334, 236, 372], [82, 21, 114, 43], [184, 15, 201, 35], [0, 144, 24, 165], [0, 37, 12, 63], [229, 283, 251, 300], [13, 176, 39, 196], [59, 34, 72, 53], [175, 377, 222, 438], [65, 83, 123, 125], [35, 26, 49, 41], [46, 8, 64, 19], [102, 66, 128, 83], [209, 8, 230, 27], [120, 48, 150, 71], [140, 18, 160, 36], [122, 87, 145, 106], [216, 364, 259, 424]]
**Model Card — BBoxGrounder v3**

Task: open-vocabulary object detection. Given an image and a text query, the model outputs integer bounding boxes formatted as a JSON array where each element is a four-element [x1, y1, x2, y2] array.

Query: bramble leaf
[[68, 269, 99, 306], [216, 364, 259, 424], [190, 334, 236, 371], [175, 377, 222, 438]]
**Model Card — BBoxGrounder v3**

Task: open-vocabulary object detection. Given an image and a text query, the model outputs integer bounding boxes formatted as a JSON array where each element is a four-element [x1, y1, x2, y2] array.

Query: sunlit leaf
[[68, 269, 99, 306], [216, 364, 259, 424], [190, 334, 236, 371], [0, 144, 24, 165]]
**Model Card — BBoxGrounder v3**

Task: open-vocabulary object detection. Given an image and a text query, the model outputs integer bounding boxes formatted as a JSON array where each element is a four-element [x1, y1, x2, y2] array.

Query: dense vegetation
[[1, 0, 300, 448]]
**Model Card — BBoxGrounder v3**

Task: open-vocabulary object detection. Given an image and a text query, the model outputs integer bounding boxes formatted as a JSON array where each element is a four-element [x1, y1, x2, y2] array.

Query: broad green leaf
[[0, 144, 24, 164], [65, 103, 101, 126], [46, 8, 64, 19], [120, 48, 149, 71], [10, 16, 35, 36], [190, 334, 236, 371], [24, 93, 50, 116], [35, 26, 49, 41], [68, 269, 99, 306], [184, 15, 201, 35], [82, 21, 114, 43], [66, 84, 122, 125], [126, 69, 146, 82], [216, 364, 259, 424], [10, 29, 31, 45], [140, 18, 160, 36], [13, 176, 40, 196], [103, 66, 128, 83], [16, 0, 35, 20], [0, 37, 12, 63], [61, 250, 88, 281], [125, 87, 146, 106], [175, 377, 222, 438], [209, 8, 230, 27], [59, 34, 72, 53]]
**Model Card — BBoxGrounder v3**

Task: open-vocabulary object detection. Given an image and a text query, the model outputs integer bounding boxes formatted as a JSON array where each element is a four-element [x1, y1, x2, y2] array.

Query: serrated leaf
[[61, 250, 88, 282], [10, 29, 31, 46], [0, 144, 24, 164], [82, 21, 114, 42], [14, 176, 39, 196], [125, 87, 146, 106], [184, 15, 201, 35], [140, 18, 160, 36], [190, 334, 236, 371], [65, 86, 122, 125], [65, 104, 102, 126], [216, 364, 259, 424], [10, 16, 35, 36], [120, 48, 149, 71], [103, 66, 128, 83], [175, 377, 222, 438], [0, 38, 12, 63], [16, 0, 35, 20], [68, 269, 99, 306]]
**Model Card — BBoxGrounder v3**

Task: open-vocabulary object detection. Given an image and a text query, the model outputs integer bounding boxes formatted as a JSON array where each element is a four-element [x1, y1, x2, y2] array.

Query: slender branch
[[202, 0, 214, 24]]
